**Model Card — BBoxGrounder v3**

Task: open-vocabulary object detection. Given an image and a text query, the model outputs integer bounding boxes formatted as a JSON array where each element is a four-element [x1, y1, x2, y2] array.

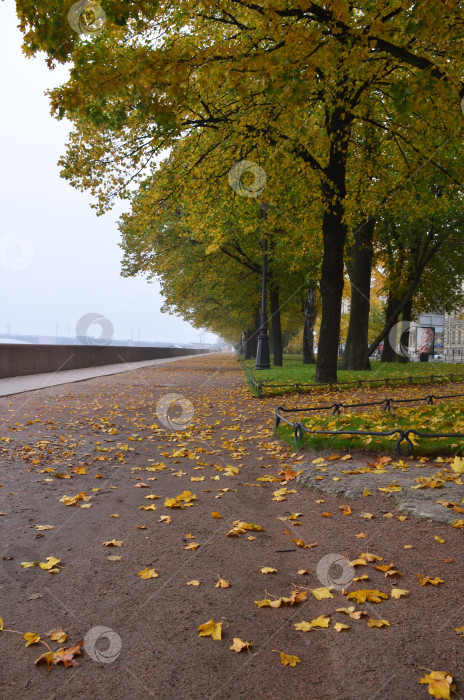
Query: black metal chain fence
[[275, 392, 464, 454], [238, 357, 464, 399]]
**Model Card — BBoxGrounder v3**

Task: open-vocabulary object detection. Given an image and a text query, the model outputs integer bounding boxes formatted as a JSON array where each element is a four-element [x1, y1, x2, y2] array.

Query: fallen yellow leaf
[[279, 651, 301, 667], [419, 670, 455, 699], [137, 567, 158, 579], [39, 557, 61, 570], [102, 540, 123, 547], [23, 632, 41, 646], [198, 619, 222, 640], [229, 637, 252, 653], [391, 589, 409, 599], [367, 619, 390, 628], [215, 577, 230, 588], [309, 587, 333, 600]]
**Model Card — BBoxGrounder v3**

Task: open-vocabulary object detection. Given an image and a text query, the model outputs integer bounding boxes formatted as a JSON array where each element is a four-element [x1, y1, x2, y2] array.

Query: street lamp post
[[255, 202, 271, 370]]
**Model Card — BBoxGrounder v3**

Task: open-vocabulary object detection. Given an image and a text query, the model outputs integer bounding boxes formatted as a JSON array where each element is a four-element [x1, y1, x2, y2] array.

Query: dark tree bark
[[250, 308, 260, 358], [303, 285, 316, 364], [397, 298, 413, 364], [244, 328, 252, 360], [315, 102, 352, 384], [269, 284, 282, 367], [380, 293, 400, 362], [339, 217, 375, 370]]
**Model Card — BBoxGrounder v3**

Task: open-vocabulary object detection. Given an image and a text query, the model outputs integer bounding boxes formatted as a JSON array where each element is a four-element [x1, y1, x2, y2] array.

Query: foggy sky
[[0, 3, 217, 345]]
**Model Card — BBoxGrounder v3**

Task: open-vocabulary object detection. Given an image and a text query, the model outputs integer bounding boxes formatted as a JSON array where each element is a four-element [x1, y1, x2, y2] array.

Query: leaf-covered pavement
[[0, 354, 463, 699]]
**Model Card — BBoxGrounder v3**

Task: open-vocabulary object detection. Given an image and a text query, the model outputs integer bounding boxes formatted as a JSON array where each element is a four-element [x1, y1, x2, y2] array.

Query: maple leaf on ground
[[419, 671, 455, 699], [48, 628, 67, 643], [187, 580, 201, 586], [226, 520, 264, 537], [417, 574, 444, 587], [336, 606, 366, 620], [277, 468, 300, 481], [360, 553, 383, 562], [198, 620, 222, 640], [39, 557, 61, 571], [334, 623, 350, 632], [255, 598, 273, 608], [215, 577, 230, 588], [294, 615, 330, 632], [309, 587, 333, 600], [35, 641, 83, 671], [59, 492, 91, 506], [293, 619, 313, 632], [450, 457, 464, 474], [23, 632, 40, 646], [367, 619, 390, 628], [102, 540, 123, 547], [291, 538, 318, 549], [164, 490, 197, 509], [138, 567, 158, 579], [211, 511, 221, 518], [391, 589, 409, 599], [229, 638, 252, 653], [339, 505, 352, 515], [260, 567, 277, 574], [278, 651, 301, 667], [347, 589, 388, 604], [185, 542, 200, 551]]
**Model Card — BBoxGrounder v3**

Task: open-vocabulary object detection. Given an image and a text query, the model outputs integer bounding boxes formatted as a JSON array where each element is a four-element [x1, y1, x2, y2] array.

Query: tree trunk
[[244, 328, 252, 360], [339, 218, 375, 370], [270, 284, 282, 367], [315, 102, 351, 384], [397, 298, 413, 364], [250, 308, 260, 358], [381, 294, 400, 362], [303, 285, 316, 364]]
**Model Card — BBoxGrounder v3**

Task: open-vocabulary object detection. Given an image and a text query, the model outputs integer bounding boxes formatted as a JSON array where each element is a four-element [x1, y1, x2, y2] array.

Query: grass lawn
[[242, 354, 464, 396], [276, 402, 464, 456]]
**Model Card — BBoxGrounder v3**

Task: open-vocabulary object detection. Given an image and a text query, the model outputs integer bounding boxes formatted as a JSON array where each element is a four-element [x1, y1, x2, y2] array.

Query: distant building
[[443, 311, 464, 362]]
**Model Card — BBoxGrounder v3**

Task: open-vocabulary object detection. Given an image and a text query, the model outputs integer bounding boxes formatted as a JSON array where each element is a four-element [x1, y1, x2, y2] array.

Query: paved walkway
[[0, 354, 462, 700], [0, 352, 211, 397]]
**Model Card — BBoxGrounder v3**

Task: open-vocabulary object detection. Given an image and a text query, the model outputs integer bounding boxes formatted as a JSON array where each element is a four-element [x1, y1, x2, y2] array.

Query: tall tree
[[17, 1, 464, 380]]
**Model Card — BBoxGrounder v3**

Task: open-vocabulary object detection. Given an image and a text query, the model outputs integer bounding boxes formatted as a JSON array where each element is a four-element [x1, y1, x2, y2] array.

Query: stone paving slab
[[297, 455, 464, 524]]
